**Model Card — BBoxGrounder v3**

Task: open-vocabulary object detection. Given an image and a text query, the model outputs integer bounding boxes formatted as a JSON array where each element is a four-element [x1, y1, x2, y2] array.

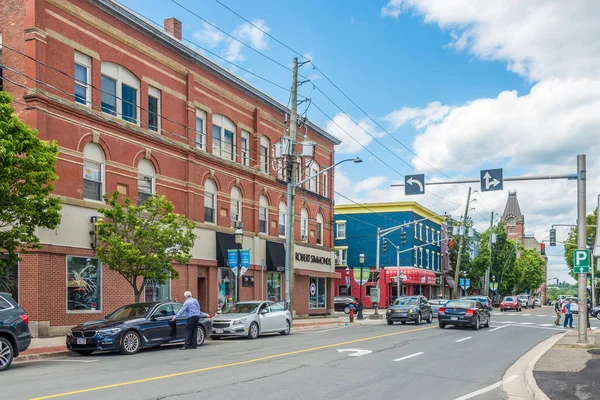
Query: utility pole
[[485, 212, 494, 297], [372, 227, 381, 318], [284, 57, 299, 315], [576, 154, 588, 344], [453, 187, 472, 298]]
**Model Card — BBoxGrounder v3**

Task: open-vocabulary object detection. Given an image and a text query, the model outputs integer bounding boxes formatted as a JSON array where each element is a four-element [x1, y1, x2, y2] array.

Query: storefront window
[[67, 256, 101, 311], [144, 279, 170, 302], [0, 259, 18, 303], [267, 272, 281, 302], [218, 267, 236, 311], [309, 277, 326, 309]]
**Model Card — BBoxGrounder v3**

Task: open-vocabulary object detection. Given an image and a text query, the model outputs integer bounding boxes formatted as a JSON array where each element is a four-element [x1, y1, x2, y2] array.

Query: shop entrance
[[197, 277, 208, 313]]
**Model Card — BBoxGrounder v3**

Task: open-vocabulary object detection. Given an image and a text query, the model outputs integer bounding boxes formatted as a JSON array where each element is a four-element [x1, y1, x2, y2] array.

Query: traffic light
[[382, 238, 388, 252], [449, 240, 455, 249], [587, 235, 595, 250], [446, 216, 453, 234], [401, 231, 407, 245], [540, 243, 546, 256], [373, 271, 380, 283], [549, 229, 556, 247]]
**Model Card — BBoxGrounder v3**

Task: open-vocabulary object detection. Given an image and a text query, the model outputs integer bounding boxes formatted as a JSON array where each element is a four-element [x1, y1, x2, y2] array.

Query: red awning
[[385, 267, 437, 285]]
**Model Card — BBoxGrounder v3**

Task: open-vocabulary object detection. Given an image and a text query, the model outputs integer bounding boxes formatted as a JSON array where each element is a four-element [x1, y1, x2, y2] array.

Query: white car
[[565, 297, 579, 314], [534, 298, 541, 307], [517, 294, 535, 308]]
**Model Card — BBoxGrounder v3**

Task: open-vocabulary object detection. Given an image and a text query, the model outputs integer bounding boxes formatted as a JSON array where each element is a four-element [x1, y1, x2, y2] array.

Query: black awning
[[216, 232, 237, 268], [266, 241, 286, 273]]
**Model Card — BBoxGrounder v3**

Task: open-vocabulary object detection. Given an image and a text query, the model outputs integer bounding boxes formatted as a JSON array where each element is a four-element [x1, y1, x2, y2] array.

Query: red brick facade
[[1, 0, 339, 335]]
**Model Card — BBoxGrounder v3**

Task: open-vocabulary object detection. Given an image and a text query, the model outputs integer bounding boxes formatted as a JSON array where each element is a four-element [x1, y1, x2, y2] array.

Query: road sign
[[369, 287, 380, 302], [480, 168, 503, 192], [459, 278, 471, 290], [573, 249, 590, 273], [405, 174, 425, 195]]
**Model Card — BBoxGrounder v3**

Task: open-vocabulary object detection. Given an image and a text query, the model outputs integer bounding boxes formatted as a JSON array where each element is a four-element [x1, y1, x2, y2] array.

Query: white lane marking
[[521, 313, 531, 316], [456, 336, 472, 343], [539, 323, 555, 327], [393, 352, 424, 362], [498, 321, 515, 324], [337, 349, 372, 357], [454, 375, 518, 400], [537, 315, 546, 317], [518, 322, 535, 325], [507, 324, 568, 332], [311, 326, 347, 334], [489, 325, 509, 332]]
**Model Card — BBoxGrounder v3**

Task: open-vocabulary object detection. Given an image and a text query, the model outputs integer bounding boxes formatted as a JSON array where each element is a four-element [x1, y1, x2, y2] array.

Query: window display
[[267, 272, 281, 302], [218, 267, 236, 311], [67, 256, 101, 311]]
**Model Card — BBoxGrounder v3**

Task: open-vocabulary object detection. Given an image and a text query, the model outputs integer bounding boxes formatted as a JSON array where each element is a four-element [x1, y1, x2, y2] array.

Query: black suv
[[0, 292, 32, 371]]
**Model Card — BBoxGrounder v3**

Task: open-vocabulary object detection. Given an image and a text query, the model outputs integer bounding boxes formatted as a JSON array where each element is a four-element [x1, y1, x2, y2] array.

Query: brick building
[[0, 0, 340, 336]]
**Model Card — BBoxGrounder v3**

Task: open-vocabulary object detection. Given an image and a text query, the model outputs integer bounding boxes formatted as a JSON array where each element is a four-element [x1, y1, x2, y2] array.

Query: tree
[[564, 208, 597, 280], [0, 92, 61, 274], [95, 193, 197, 303], [514, 248, 545, 294]]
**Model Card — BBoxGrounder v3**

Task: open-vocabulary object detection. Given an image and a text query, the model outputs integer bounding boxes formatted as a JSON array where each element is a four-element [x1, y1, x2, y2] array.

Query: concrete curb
[[502, 331, 567, 399], [17, 351, 71, 362]]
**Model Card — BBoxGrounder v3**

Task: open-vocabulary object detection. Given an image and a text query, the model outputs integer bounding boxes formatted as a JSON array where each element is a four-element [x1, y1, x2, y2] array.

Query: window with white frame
[[414, 222, 418, 239], [279, 201, 287, 237], [230, 187, 242, 227], [306, 162, 320, 193], [426, 226, 430, 243], [195, 109, 206, 149], [74, 52, 91, 106], [204, 179, 216, 224], [419, 223, 423, 241], [322, 170, 328, 197], [419, 248, 423, 267], [212, 114, 236, 161], [438, 252, 441, 270], [241, 130, 250, 166], [300, 208, 308, 241], [147, 86, 160, 132], [259, 195, 268, 234], [260, 135, 270, 173], [431, 251, 435, 270], [83, 143, 104, 201], [426, 249, 430, 268], [138, 159, 155, 205], [414, 246, 418, 266], [316, 213, 323, 245], [437, 230, 441, 243], [100, 62, 140, 124], [336, 221, 346, 239], [309, 277, 326, 309], [335, 248, 348, 265]]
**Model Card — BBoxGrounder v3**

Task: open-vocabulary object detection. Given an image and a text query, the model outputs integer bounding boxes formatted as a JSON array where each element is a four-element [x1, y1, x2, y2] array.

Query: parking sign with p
[[573, 249, 590, 274]]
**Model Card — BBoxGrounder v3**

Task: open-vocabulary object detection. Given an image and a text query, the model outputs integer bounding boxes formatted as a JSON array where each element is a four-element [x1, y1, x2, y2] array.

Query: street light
[[234, 223, 243, 303], [358, 253, 365, 320], [398, 272, 406, 297]]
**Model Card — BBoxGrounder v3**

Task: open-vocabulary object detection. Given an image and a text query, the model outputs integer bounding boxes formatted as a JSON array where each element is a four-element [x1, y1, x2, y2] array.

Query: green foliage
[[514, 248, 545, 294], [564, 208, 597, 280], [0, 92, 62, 273], [95, 193, 197, 302]]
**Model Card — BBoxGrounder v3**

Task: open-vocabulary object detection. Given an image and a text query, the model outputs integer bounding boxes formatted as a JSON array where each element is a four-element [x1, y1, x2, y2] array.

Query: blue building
[[334, 202, 449, 306]]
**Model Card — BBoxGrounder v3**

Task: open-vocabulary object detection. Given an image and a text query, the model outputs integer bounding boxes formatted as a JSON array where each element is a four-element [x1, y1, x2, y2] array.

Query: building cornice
[[335, 201, 444, 223]]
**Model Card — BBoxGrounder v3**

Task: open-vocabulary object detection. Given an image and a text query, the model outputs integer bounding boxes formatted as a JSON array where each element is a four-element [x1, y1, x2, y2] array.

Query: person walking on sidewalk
[[563, 299, 574, 329], [554, 299, 562, 326], [172, 291, 201, 350]]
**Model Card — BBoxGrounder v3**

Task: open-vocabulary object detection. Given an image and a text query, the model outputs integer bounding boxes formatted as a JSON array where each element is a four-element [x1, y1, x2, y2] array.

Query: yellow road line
[[31, 325, 436, 399]]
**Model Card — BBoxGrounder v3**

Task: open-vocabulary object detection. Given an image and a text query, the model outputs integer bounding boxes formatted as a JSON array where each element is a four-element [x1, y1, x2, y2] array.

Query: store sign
[[295, 252, 332, 265]]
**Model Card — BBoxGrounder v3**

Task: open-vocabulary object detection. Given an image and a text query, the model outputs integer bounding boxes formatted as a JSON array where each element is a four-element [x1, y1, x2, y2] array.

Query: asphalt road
[[3, 306, 597, 400]]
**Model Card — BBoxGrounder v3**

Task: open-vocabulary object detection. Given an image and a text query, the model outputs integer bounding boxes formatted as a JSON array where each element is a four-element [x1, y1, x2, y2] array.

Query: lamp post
[[358, 253, 365, 320], [234, 223, 243, 303], [398, 272, 406, 298]]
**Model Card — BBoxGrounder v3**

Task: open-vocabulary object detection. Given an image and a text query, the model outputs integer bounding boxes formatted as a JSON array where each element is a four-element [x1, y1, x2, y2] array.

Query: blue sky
[[118, 1, 600, 283]]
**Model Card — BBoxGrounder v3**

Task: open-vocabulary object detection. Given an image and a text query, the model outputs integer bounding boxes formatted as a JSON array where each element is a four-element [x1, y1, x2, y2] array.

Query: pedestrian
[[563, 299, 574, 329], [171, 291, 201, 350], [554, 299, 562, 326]]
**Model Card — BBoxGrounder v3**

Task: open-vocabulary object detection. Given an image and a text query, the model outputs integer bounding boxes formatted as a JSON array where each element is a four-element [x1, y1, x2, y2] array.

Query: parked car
[[386, 296, 433, 325], [500, 296, 522, 312], [428, 299, 449, 318], [0, 293, 31, 371], [334, 296, 359, 314], [590, 305, 600, 320], [517, 294, 535, 308], [565, 297, 579, 314], [66, 301, 212, 355], [211, 301, 291, 339], [438, 299, 491, 330], [534, 298, 541, 307], [461, 296, 493, 311]]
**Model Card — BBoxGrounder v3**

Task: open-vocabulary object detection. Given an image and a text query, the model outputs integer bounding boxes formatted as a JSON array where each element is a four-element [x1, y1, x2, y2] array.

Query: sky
[[117, 0, 600, 284]]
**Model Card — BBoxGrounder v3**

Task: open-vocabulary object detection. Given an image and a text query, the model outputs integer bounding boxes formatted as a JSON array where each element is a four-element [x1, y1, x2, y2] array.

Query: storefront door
[[218, 267, 236, 311], [267, 272, 281, 302]]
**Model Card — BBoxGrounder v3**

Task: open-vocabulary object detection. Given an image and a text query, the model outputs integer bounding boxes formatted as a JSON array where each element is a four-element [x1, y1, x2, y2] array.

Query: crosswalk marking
[[539, 323, 555, 327], [518, 322, 535, 325], [498, 321, 515, 324]]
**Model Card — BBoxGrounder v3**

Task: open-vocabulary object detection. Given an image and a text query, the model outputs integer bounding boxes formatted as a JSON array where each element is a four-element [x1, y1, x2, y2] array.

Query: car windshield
[[430, 300, 447, 305], [107, 304, 152, 319], [445, 300, 475, 309], [223, 303, 260, 314], [504, 297, 514, 302], [394, 297, 418, 306], [518, 296, 528, 299]]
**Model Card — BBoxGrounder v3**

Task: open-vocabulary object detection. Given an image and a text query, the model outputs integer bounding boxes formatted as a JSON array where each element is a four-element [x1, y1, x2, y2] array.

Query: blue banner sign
[[240, 249, 250, 276], [227, 249, 238, 275]]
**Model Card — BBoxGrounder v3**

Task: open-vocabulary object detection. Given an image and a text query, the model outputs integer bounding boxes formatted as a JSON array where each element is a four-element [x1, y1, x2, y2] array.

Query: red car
[[500, 296, 522, 312]]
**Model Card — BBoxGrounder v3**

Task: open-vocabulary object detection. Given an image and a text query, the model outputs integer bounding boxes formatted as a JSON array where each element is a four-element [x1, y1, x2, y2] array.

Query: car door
[[172, 303, 187, 341], [258, 302, 276, 332], [420, 297, 430, 318], [268, 303, 287, 331], [141, 303, 174, 344]]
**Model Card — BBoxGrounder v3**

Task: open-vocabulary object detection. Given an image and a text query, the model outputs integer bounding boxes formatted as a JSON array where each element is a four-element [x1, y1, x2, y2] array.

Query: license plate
[[451, 317, 458, 321], [77, 338, 86, 345], [215, 329, 224, 334]]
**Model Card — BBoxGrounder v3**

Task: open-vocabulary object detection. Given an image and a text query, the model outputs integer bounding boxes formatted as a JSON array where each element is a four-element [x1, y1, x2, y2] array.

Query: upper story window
[[322, 170, 328, 197], [419, 248, 423, 267], [419, 223, 423, 241], [212, 114, 236, 161], [195, 109, 206, 150], [316, 213, 323, 246], [74, 52, 91, 106], [414, 246, 418, 266], [300, 208, 308, 242], [306, 162, 320, 193], [83, 143, 105, 201], [279, 201, 287, 237], [426, 226, 430, 242], [138, 159, 155, 205], [336, 221, 346, 239], [204, 179, 216, 224], [230, 187, 242, 227], [260, 135, 270, 173], [259, 195, 268, 234], [426, 249, 430, 268], [335, 248, 348, 266], [414, 222, 418, 239], [147, 86, 160, 132], [241, 130, 250, 166], [101, 62, 140, 124], [506, 216, 516, 225]]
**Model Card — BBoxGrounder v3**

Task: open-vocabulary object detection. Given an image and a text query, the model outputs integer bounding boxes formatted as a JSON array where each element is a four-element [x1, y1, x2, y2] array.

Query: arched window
[[138, 159, 155, 204], [300, 208, 309, 242], [309, 162, 320, 193], [259, 195, 269, 234], [316, 213, 324, 246], [100, 62, 140, 124], [212, 114, 236, 161], [83, 143, 105, 201], [260, 135, 270, 173], [230, 187, 242, 227], [279, 201, 287, 237], [204, 179, 216, 224]]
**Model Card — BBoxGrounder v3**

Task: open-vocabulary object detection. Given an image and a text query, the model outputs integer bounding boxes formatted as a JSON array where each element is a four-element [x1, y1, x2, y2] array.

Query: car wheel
[[0, 337, 14, 372], [401, 321, 406, 325], [248, 322, 259, 339], [120, 331, 141, 355], [280, 320, 291, 335], [415, 313, 421, 325], [596, 313, 600, 321], [439, 322, 445, 329], [74, 350, 94, 356], [343, 306, 350, 314], [472, 317, 480, 330], [197, 326, 206, 346], [387, 319, 393, 325], [427, 312, 433, 324], [484, 316, 491, 328]]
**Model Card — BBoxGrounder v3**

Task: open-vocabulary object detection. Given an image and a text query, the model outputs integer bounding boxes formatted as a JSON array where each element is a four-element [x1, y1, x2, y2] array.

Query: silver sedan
[[429, 299, 449, 318], [210, 301, 292, 339]]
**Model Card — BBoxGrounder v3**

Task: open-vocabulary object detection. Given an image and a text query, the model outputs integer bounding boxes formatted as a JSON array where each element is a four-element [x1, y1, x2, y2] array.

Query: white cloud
[[384, 101, 452, 131], [193, 22, 225, 49], [328, 113, 383, 154], [224, 20, 270, 62], [355, 176, 388, 193], [381, 0, 600, 81]]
